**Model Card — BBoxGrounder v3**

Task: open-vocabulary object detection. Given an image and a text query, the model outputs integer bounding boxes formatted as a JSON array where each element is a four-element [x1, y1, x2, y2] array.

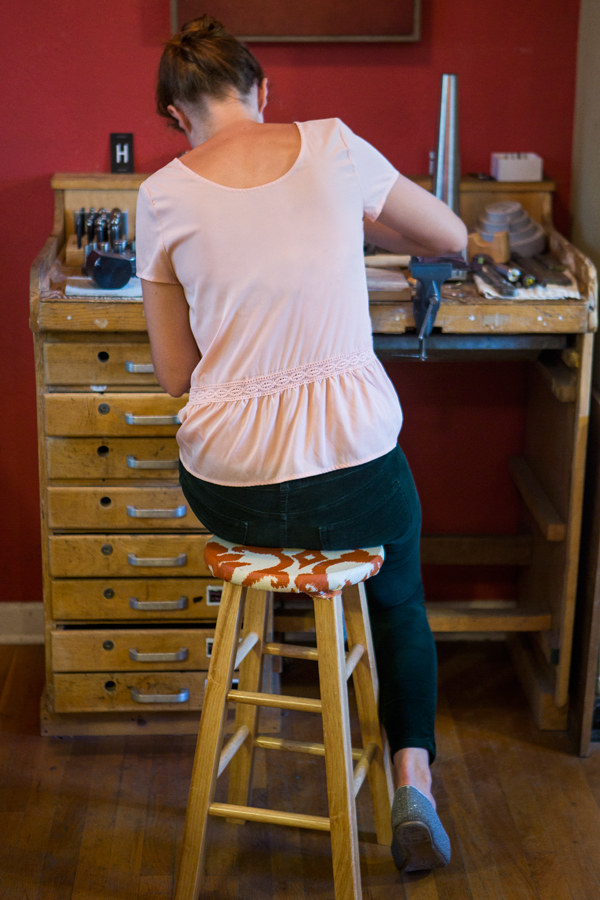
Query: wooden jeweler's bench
[[30, 174, 597, 735]]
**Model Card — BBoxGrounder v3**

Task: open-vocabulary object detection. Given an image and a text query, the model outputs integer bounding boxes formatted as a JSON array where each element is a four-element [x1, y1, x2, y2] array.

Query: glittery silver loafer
[[390, 785, 451, 873]]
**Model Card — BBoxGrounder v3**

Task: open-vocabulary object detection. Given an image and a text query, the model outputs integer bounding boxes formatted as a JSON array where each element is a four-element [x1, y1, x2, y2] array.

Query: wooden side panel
[[48, 534, 212, 577], [44, 393, 184, 437], [570, 388, 600, 754], [520, 333, 593, 706], [51, 577, 223, 621]]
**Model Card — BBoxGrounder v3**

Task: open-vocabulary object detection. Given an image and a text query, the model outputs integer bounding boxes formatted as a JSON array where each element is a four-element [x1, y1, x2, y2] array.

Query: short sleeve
[[338, 120, 399, 222], [135, 183, 179, 283]]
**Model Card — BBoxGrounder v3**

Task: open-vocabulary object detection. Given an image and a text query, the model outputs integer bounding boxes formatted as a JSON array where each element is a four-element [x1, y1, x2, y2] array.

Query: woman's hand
[[366, 174, 468, 256], [141, 280, 201, 397]]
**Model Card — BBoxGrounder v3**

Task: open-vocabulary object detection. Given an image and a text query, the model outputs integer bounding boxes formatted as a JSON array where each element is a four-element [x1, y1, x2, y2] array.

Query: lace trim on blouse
[[187, 348, 376, 405]]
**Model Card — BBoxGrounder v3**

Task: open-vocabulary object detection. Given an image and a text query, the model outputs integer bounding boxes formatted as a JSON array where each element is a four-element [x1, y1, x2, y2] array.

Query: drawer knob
[[124, 413, 180, 426], [130, 687, 189, 704], [101, 544, 113, 556], [129, 596, 188, 611], [127, 552, 187, 568], [126, 504, 186, 519], [103, 588, 115, 599], [98, 403, 111, 415], [126, 455, 178, 470], [125, 361, 154, 373], [103, 640, 115, 650], [98, 351, 110, 362], [129, 648, 189, 663]]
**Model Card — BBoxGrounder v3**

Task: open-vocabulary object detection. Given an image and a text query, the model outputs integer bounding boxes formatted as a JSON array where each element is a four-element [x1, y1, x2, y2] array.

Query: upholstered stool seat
[[205, 536, 385, 596], [175, 539, 393, 900]]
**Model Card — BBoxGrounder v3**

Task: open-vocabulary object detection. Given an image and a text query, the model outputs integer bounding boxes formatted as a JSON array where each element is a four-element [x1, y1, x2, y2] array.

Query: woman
[[136, 15, 467, 873]]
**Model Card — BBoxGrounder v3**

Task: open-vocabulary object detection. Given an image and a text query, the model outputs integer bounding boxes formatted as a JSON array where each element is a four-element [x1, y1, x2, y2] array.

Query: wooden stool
[[175, 538, 394, 900]]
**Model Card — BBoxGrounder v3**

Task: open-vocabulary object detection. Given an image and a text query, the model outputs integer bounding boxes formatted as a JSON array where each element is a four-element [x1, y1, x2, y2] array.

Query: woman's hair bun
[[157, 13, 265, 132], [180, 14, 227, 41]]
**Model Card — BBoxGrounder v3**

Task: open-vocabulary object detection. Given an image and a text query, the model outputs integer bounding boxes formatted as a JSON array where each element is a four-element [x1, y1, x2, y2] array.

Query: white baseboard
[[0, 603, 44, 644]]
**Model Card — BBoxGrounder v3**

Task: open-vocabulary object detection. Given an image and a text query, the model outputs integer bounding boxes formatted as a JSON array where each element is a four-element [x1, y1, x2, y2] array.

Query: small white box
[[491, 153, 543, 182]]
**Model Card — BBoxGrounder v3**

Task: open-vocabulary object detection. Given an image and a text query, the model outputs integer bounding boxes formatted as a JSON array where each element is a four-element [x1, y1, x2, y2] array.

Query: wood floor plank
[[445, 722, 539, 898], [2, 737, 72, 900], [140, 734, 191, 891], [525, 851, 575, 900], [36, 741, 98, 900], [106, 737, 153, 899], [139, 874, 172, 897], [71, 739, 126, 900], [433, 699, 505, 899], [518, 744, 600, 899]]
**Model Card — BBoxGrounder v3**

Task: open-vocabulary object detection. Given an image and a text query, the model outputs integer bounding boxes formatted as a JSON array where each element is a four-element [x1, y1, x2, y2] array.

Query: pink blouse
[[136, 118, 403, 486]]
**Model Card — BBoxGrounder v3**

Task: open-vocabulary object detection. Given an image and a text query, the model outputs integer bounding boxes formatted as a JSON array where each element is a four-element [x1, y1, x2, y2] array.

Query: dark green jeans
[[179, 444, 437, 762]]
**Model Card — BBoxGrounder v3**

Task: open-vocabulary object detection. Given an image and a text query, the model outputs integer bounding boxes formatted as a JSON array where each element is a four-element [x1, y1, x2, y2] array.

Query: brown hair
[[157, 15, 265, 131]]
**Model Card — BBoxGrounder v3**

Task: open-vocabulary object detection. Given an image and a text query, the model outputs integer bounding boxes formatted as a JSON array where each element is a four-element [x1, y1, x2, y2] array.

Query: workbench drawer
[[47, 485, 203, 530], [51, 577, 223, 621], [44, 393, 184, 436], [48, 534, 213, 577], [47, 437, 180, 479], [51, 627, 216, 672], [53, 671, 206, 713], [44, 342, 157, 386]]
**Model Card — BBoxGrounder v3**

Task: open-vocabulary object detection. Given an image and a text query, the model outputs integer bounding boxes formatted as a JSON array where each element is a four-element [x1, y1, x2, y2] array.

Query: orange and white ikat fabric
[[204, 538, 385, 597]]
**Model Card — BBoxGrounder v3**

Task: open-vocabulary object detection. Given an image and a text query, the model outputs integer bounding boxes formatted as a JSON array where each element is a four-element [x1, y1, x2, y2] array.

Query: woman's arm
[[366, 174, 468, 256], [141, 280, 201, 397]]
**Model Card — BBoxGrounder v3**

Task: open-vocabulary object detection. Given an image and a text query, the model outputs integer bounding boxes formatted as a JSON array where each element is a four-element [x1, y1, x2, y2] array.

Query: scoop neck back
[[174, 122, 304, 193]]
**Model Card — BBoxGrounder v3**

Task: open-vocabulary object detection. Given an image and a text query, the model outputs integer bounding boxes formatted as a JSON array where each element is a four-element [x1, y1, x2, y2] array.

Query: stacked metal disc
[[477, 201, 546, 258]]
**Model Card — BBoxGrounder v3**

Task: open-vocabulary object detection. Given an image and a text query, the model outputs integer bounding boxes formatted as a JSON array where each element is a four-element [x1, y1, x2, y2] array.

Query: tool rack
[[30, 174, 596, 735]]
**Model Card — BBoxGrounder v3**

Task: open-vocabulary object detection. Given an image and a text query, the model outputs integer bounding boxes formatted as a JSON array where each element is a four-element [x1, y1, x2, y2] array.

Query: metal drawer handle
[[125, 361, 154, 374], [129, 596, 189, 611], [124, 413, 181, 426], [127, 455, 179, 470], [129, 647, 189, 662], [126, 504, 186, 519], [130, 687, 189, 704], [127, 552, 187, 567]]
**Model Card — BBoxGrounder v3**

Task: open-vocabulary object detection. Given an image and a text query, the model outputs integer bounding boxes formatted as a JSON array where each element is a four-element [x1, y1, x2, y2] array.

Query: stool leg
[[175, 582, 246, 900], [342, 584, 393, 845], [227, 588, 269, 814], [314, 592, 362, 900]]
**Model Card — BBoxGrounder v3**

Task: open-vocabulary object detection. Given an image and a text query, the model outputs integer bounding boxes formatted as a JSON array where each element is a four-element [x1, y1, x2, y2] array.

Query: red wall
[[0, 0, 580, 602]]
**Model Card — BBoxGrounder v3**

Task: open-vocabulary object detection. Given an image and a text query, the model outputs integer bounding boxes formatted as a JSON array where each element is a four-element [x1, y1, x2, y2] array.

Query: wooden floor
[[2, 642, 600, 900]]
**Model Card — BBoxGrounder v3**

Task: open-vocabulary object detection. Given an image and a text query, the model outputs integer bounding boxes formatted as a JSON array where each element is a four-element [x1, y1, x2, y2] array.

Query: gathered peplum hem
[[187, 349, 375, 405], [177, 352, 403, 486]]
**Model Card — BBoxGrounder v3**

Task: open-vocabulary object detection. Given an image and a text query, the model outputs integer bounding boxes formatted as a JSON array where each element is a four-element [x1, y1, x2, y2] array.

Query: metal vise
[[408, 257, 455, 359]]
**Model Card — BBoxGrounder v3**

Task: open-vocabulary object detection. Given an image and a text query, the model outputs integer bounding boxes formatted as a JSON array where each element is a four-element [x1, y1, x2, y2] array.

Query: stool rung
[[209, 802, 330, 832], [345, 643, 365, 679], [255, 734, 363, 761], [263, 641, 319, 661], [234, 631, 259, 669], [217, 725, 249, 778], [227, 689, 322, 713], [263, 641, 364, 682], [353, 742, 378, 797]]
